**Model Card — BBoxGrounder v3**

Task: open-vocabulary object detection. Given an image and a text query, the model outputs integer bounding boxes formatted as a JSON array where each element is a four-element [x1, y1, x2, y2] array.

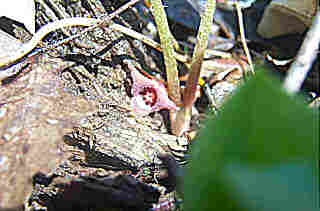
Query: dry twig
[[234, 1, 254, 74], [0, 0, 141, 68], [0, 18, 99, 67], [283, 11, 320, 94]]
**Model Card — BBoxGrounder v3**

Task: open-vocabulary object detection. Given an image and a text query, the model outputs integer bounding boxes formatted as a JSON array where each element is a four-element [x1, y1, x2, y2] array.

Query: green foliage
[[184, 69, 318, 211]]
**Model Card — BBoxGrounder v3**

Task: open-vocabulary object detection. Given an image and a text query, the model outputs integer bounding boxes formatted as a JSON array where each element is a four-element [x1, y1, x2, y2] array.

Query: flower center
[[139, 87, 157, 107]]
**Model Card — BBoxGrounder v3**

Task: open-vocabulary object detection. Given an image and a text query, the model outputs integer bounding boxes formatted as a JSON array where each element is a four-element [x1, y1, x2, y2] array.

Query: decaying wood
[[15, 0, 188, 210]]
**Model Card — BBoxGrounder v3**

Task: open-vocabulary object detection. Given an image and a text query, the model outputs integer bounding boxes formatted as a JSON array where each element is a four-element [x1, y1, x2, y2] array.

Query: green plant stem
[[183, 0, 216, 108], [172, 0, 216, 136], [150, 0, 181, 105]]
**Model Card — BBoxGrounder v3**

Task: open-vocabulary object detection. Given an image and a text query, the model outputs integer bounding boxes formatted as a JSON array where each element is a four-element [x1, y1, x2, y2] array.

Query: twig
[[109, 23, 190, 64], [234, 1, 254, 74], [0, 17, 229, 79], [37, 0, 71, 36], [0, 0, 231, 72], [0, 0, 141, 68], [283, 11, 320, 94], [0, 18, 100, 67], [110, 24, 230, 63], [46, 0, 141, 49]]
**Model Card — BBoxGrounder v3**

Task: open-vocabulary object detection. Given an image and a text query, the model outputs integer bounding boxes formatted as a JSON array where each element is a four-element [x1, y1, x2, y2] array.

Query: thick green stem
[[150, 0, 181, 105], [172, 0, 216, 136], [184, 0, 216, 108]]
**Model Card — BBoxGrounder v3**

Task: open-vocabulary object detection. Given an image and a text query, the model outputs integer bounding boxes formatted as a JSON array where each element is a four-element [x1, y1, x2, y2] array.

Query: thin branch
[[283, 11, 320, 94], [0, 18, 230, 80], [46, 0, 141, 49], [0, 0, 141, 68], [0, 18, 100, 67], [109, 23, 190, 64], [235, 1, 254, 74]]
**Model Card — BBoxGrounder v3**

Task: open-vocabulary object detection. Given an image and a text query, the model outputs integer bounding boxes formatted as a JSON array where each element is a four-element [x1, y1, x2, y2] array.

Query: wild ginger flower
[[129, 63, 178, 116]]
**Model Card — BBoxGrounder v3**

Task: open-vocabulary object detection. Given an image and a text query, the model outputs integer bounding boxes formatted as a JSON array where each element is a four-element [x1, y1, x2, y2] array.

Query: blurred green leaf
[[184, 69, 318, 211]]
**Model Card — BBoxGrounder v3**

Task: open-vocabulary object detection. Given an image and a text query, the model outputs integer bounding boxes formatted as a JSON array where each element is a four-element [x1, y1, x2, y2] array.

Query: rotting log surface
[[0, 0, 186, 210]]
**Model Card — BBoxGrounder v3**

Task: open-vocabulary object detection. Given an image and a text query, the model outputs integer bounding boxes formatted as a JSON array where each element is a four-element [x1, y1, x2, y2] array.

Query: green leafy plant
[[183, 69, 318, 211], [149, 0, 216, 136]]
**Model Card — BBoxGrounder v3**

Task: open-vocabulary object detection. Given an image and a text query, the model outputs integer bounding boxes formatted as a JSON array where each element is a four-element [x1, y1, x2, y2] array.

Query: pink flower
[[128, 63, 178, 116]]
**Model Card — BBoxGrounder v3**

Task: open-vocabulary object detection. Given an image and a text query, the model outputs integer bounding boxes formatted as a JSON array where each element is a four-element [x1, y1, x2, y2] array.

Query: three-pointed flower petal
[[129, 63, 178, 116]]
